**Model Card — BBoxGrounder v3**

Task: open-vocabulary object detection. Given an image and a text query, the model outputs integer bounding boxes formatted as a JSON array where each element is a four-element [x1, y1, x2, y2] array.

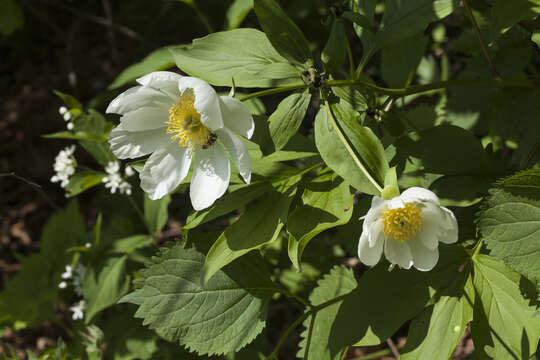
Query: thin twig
[[0, 173, 59, 210], [101, 0, 119, 61], [386, 338, 400, 359], [462, 0, 501, 79]]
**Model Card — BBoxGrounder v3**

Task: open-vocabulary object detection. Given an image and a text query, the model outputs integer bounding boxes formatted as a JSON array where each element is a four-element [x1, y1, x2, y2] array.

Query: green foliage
[[321, 19, 347, 74], [120, 241, 278, 355], [253, 0, 313, 67], [65, 171, 106, 198], [479, 168, 540, 285], [73, 110, 116, 166], [170, 29, 302, 88], [0, 0, 23, 35], [268, 90, 311, 151], [471, 255, 540, 359], [144, 194, 171, 235], [226, 0, 254, 30]]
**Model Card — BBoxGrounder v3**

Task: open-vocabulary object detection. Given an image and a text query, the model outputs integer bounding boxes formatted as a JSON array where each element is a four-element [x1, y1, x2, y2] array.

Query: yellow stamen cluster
[[167, 96, 215, 151], [382, 202, 424, 243]]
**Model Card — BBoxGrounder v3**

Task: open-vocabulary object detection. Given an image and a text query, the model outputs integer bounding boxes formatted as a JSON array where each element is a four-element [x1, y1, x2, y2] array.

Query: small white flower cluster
[[51, 145, 77, 188], [59, 106, 74, 130], [102, 161, 134, 195], [58, 262, 87, 320]]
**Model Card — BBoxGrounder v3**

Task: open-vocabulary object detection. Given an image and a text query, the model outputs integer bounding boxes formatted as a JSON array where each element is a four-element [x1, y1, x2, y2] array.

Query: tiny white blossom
[[67, 122, 74, 130], [118, 181, 132, 195], [61, 265, 73, 279], [70, 300, 85, 320], [59, 106, 68, 115], [51, 146, 77, 188], [124, 165, 135, 177], [102, 161, 133, 195], [358, 187, 458, 271], [107, 71, 254, 210], [58, 281, 67, 289], [63, 112, 72, 121], [85, 242, 92, 248]]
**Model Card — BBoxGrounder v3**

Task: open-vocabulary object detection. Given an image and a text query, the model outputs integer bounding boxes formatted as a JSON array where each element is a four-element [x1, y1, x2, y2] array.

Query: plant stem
[[265, 293, 349, 360], [324, 100, 384, 194], [462, 0, 501, 79], [349, 349, 392, 360], [275, 288, 312, 308], [239, 83, 308, 102], [345, 34, 355, 79], [190, 1, 213, 33]]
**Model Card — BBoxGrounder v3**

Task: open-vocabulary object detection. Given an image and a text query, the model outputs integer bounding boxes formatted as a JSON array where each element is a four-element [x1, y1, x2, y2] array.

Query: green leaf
[[342, 10, 376, 33], [184, 182, 271, 230], [430, 175, 494, 207], [268, 90, 311, 151], [314, 102, 388, 195], [321, 19, 347, 74], [144, 194, 171, 235], [478, 172, 540, 284], [226, 0, 254, 30], [323, 246, 468, 356], [83, 255, 130, 323], [359, 0, 458, 68], [532, 30, 540, 50], [53, 90, 83, 110], [298, 266, 358, 360], [287, 173, 353, 270], [203, 189, 293, 282], [471, 255, 540, 359], [497, 167, 540, 190], [120, 242, 277, 356], [110, 235, 153, 254], [492, 0, 540, 38], [253, 0, 313, 66], [65, 171, 106, 198], [0, 0, 23, 35], [42, 131, 106, 142], [73, 110, 116, 166], [108, 47, 174, 89], [401, 271, 474, 359], [169, 29, 302, 88], [381, 33, 428, 87]]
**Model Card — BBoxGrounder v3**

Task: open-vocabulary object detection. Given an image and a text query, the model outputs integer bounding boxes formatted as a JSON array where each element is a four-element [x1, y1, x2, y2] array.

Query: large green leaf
[[144, 194, 171, 235], [169, 29, 302, 88], [268, 90, 311, 151], [381, 33, 428, 87], [108, 47, 175, 89], [184, 182, 271, 230], [253, 0, 312, 67], [203, 189, 293, 282], [314, 102, 388, 195], [401, 272, 474, 359], [120, 242, 278, 356], [298, 266, 358, 360], [491, 0, 540, 39], [324, 246, 468, 356], [471, 255, 540, 359], [359, 0, 458, 68], [321, 19, 347, 74], [73, 110, 116, 166], [287, 172, 353, 270], [83, 255, 130, 323], [0, 0, 23, 35], [226, 0, 254, 30], [478, 169, 540, 284]]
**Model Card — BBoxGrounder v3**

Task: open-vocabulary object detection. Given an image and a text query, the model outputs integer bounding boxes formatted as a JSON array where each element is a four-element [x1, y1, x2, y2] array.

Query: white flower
[[106, 71, 254, 210], [70, 300, 85, 320], [63, 112, 72, 121], [59, 106, 68, 115], [51, 146, 76, 188], [124, 165, 135, 177], [357, 187, 458, 271], [85, 242, 92, 248], [61, 265, 73, 279], [58, 281, 67, 289], [102, 161, 132, 195], [66, 122, 74, 130]]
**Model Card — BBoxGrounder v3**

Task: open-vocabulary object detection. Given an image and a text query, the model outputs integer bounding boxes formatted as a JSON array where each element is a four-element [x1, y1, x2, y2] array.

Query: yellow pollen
[[382, 202, 424, 242], [166, 96, 215, 151]]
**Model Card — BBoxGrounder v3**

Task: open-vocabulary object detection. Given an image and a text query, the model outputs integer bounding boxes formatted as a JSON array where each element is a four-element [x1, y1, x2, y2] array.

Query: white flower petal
[[106, 86, 173, 115], [140, 144, 192, 200], [219, 96, 254, 138], [368, 219, 383, 247], [216, 127, 251, 183], [120, 107, 168, 132], [408, 238, 439, 271], [108, 123, 167, 159], [178, 77, 223, 130], [401, 187, 440, 205], [136, 71, 183, 99], [438, 207, 458, 244], [358, 231, 383, 266], [417, 204, 443, 250], [384, 238, 413, 269], [190, 144, 230, 210], [388, 197, 405, 209]]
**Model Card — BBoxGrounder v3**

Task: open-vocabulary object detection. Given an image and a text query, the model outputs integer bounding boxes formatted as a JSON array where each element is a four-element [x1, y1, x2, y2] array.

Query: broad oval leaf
[[254, 0, 312, 66], [322, 19, 347, 74], [314, 102, 388, 195], [120, 243, 277, 356], [268, 90, 311, 151], [169, 29, 302, 88]]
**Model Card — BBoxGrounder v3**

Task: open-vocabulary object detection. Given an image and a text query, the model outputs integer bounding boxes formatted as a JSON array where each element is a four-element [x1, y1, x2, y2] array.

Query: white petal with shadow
[[190, 143, 230, 210], [178, 77, 223, 130], [108, 124, 167, 159], [137, 71, 183, 99], [216, 127, 251, 183], [408, 238, 439, 271], [358, 231, 383, 266], [120, 107, 168, 132], [385, 238, 413, 269], [106, 86, 173, 115], [219, 96, 255, 138]]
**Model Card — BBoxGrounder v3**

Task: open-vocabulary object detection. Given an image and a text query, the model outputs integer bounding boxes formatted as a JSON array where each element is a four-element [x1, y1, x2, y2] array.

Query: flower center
[[166, 96, 216, 151], [382, 202, 424, 242]]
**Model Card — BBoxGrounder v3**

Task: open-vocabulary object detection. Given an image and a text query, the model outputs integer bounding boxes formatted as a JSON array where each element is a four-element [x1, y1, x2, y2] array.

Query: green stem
[[345, 34, 355, 79], [471, 239, 484, 261], [324, 100, 384, 194], [239, 83, 308, 102], [463, 0, 500, 78], [275, 288, 312, 308], [265, 293, 349, 360], [190, 1, 213, 34], [350, 349, 392, 360]]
